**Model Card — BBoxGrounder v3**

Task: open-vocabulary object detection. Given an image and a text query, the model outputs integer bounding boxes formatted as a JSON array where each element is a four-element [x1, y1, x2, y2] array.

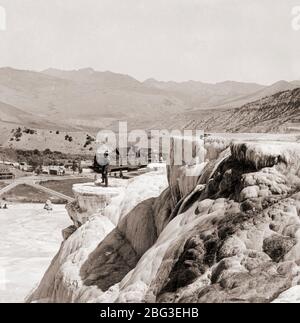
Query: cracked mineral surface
[[28, 137, 300, 303]]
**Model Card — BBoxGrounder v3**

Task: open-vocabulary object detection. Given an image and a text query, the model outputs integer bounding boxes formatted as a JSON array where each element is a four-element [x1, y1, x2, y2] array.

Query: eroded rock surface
[[28, 139, 300, 303]]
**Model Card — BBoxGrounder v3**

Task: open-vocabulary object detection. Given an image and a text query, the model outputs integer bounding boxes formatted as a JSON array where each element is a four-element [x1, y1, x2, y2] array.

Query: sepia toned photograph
[[0, 0, 300, 309]]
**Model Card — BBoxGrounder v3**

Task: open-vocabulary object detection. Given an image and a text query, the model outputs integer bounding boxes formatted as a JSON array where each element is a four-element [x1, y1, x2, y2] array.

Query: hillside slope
[[144, 79, 265, 108], [0, 100, 63, 129], [177, 88, 300, 133], [0, 67, 186, 130], [2, 88, 299, 153], [214, 80, 299, 110], [144, 79, 298, 110], [0, 67, 298, 132]]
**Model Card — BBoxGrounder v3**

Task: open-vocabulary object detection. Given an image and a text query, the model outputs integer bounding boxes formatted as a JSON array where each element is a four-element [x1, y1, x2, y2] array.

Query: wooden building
[[0, 165, 15, 180]]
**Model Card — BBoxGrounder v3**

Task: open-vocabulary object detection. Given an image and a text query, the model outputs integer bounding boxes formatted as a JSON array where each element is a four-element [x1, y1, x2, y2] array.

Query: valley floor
[[0, 203, 71, 303]]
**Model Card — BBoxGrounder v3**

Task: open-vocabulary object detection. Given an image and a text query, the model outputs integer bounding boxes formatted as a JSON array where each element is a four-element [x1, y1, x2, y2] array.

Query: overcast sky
[[0, 0, 299, 84]]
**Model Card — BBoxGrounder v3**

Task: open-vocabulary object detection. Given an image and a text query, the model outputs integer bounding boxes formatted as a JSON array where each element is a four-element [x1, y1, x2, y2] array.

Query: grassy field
[[1, 184, 67, 204], [39, 178, 94, 197]]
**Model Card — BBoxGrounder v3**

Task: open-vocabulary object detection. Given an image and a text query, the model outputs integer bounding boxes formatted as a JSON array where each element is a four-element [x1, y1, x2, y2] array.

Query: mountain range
[[170, 87, 300, 133], [0, 67, 299, 133]]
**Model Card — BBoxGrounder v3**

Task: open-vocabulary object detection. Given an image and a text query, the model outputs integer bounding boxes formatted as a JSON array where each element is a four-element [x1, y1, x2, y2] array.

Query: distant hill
[[43, 68, 142, 89], [173, 87, 300, 133], [143, 78, 265, 108], [0, 101, 36, 125], [144, 78, 299, 110], [0, 67, 186, 131], [0, 67, 298, 132], [213, 80, 299, 110], [291, 80, 300, 86], [3, 128, 98, 155], [0, 100, 60, 129]]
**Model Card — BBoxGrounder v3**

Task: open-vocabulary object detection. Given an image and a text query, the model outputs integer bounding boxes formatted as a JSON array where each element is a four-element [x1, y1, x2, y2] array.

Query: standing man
[[96, 145, 112, 188], [101, 151, 110, 187]]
